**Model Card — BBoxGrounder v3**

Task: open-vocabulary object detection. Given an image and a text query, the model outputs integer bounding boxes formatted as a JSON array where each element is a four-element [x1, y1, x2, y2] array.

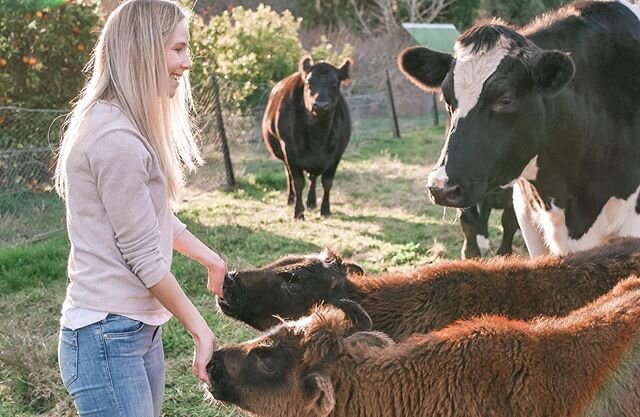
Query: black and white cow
[[399, 0, 640, 257]]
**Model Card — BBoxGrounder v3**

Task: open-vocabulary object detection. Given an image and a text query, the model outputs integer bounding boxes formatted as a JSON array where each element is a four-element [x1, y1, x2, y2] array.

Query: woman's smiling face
[[164, 19, 191, 98]]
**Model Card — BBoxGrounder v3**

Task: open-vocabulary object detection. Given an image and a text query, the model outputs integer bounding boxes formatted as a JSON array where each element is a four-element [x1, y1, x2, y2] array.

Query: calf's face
[[300, 56, 351, 118], [217, 249, 364, 330], [207, 306, 390, 417]]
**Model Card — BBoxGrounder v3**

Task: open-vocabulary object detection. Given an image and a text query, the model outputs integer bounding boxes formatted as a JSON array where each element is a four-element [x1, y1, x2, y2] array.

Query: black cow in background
[[459, 188, 518, 258], [263, 56, 352, 220]]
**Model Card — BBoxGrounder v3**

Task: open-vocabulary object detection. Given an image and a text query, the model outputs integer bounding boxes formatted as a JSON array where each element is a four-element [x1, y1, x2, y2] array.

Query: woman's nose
[[182, 54, 192, 70]]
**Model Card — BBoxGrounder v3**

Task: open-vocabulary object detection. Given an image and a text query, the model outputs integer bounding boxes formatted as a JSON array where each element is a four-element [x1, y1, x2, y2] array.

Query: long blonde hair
[[54, 0, 202, 206]]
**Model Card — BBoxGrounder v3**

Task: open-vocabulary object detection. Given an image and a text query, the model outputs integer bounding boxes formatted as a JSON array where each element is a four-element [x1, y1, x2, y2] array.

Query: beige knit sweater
[[62, 101, 186, 316]]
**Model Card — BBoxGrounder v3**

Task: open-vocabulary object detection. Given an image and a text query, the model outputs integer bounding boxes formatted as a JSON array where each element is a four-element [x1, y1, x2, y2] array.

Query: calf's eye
[[257, 356, 277, 374]]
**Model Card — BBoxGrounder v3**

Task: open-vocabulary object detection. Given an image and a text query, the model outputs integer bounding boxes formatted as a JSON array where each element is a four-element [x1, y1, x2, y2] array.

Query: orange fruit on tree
[[28, 57, 37, 65], [0, 58, 7, 68], [77, 43, 86, 52]]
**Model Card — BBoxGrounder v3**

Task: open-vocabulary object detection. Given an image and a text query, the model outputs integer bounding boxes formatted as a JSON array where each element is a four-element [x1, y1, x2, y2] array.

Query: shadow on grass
[[335, 212, 459, 247]]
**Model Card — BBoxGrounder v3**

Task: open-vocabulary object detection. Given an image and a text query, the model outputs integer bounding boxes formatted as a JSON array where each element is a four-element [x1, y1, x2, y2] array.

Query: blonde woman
[[54, 1, 227, 415]]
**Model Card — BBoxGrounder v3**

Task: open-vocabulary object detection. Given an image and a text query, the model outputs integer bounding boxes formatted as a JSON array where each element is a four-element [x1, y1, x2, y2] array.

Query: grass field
[[0, 119, 524, 416]]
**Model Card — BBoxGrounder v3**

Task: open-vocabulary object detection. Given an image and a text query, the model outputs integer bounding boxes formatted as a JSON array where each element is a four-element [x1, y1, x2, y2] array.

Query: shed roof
[[401, 23, 460, 54]]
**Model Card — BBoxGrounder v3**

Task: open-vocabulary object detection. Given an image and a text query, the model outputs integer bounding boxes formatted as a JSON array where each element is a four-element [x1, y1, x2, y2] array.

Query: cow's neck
[[304, 110, 336, 143], [527, 91, 588, 206]]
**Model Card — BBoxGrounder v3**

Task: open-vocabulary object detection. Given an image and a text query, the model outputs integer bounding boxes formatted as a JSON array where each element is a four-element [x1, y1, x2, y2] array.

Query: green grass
[[0, 121, 524, 416]]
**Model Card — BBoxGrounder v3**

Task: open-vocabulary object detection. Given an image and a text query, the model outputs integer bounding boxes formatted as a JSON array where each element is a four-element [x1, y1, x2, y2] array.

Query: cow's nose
[[428, 183, 466, 207], [313, 101, 330, 112]]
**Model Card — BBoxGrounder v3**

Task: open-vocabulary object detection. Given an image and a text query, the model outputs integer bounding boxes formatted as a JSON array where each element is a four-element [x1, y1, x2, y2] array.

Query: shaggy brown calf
[[217, 237, 640, 339], [208, 276, 640, 417]]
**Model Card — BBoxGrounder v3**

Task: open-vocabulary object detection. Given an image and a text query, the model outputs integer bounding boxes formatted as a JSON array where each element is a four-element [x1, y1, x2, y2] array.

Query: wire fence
[[0, 77, 439, 248]]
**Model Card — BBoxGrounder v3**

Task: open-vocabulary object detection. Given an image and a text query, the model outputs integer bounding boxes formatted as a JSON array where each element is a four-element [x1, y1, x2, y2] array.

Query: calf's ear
[[343, 261, 364, 276], [337, 58, 352, 82], [344, 331, 394, 350], [398, 46, 452, 92], [303, 372, 335, 417], [532, 50, 574, 96], [329, 299, 372, 332]]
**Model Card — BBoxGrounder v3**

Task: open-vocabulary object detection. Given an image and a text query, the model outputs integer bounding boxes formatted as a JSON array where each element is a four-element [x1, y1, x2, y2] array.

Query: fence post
[[432, 92, 439, 126], [385, 69, 401, 138], [210, 74, 236, 189]]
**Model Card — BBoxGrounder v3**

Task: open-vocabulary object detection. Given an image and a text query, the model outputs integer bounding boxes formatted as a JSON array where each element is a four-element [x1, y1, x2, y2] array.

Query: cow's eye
[[494, 96, 515, 112]]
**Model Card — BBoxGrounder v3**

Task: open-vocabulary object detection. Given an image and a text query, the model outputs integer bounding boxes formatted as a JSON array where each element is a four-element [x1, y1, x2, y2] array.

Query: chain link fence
[[0, 107, 67, 247], [0, 77, 439, 248]]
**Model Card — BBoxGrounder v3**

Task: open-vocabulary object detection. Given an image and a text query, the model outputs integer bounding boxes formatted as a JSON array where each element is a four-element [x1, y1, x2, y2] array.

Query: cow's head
[[399, 22, 575, 207], [217, 248, 365, 330], [207, 305, 389, 417], [299, 56, 351, 118]]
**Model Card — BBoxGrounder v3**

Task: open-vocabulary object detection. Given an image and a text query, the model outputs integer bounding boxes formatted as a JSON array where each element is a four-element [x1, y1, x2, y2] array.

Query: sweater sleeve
[[172, 214, 187, 239], [86, 130, 169, 288]]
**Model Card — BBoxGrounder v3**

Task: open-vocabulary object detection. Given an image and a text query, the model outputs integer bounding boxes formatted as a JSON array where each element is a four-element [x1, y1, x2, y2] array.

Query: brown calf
[[208, 276, 640, 417], [218, 237, 640, 339]]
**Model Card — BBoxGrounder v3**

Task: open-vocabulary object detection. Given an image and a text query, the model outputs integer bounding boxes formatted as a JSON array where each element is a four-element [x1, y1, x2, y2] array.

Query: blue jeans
[[58, 314, 165, 417]]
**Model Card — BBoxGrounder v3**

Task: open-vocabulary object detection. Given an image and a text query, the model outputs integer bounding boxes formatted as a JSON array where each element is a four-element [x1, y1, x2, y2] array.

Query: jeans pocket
[[102, 314, 145, 339], [58, 327, 78, 388]]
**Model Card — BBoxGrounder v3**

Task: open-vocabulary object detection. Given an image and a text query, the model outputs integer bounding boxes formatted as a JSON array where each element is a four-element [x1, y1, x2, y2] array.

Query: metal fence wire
[[0, 107, 66, 247], [0, 77, 438, 248]]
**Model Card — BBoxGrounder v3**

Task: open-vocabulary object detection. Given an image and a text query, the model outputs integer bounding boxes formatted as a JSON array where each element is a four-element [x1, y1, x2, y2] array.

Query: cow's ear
[[337, 58, 352, 82], [532, 50, 574, 96], [300, 55, 313, 75], [398, 46, 452, 92], [302, 372, 335, 417]]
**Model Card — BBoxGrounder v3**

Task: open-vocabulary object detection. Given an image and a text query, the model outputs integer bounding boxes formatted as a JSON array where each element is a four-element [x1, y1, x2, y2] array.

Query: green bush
[[0, 0, 100, 109], [190, 4, 352, 111]]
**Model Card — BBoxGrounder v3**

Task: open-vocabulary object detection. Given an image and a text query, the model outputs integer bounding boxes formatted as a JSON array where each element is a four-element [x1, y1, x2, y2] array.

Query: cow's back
[[262, 73, 303, 162]]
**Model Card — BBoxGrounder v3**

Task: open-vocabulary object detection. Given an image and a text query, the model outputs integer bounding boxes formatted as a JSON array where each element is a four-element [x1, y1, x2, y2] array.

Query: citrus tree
[[0, 0, 100, 109]]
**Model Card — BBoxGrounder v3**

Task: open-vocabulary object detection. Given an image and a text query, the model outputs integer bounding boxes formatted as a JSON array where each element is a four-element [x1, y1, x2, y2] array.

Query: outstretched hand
[[193, 330, 217, 383], [207, 257, 227, 298]]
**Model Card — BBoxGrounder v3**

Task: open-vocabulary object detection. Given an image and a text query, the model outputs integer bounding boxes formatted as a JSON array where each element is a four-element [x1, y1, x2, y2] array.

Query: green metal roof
[[401, 23, 461, 54]]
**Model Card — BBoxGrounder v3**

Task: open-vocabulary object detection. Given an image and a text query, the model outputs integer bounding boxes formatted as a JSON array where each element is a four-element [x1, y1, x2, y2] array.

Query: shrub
[[0, 0, 100, 109], [189, 4, 352, 111]]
